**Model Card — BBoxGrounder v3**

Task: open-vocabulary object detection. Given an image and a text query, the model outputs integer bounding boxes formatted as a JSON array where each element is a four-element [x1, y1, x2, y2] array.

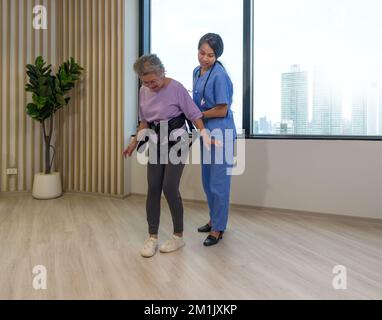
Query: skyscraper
[[272, 121, 294, 134], [312, 68, 343, 135], [281, 65, 308, 134], [352, 86, 368, 136], [259, 116, 272, 134], [366, 81, 379, 136]]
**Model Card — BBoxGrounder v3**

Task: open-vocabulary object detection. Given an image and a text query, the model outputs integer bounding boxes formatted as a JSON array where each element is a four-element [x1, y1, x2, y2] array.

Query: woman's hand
[[123, 138, 138, 158], [124, 122, 149, 158]]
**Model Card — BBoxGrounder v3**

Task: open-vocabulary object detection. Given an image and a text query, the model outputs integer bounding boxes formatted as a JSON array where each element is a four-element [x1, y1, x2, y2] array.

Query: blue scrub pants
[[201, 137, 234, 232]]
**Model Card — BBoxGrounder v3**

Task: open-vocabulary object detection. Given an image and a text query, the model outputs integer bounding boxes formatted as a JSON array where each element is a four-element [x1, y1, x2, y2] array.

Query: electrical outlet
[[6, 168, 18, 175]]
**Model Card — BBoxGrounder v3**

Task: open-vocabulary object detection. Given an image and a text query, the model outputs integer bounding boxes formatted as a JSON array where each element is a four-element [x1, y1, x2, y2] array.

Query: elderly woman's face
[[198, 42, 216, 70], [140, 72, 165, 92]]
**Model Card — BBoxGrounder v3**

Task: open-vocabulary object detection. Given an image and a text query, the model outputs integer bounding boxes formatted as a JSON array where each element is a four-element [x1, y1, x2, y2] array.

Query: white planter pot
[[32, 172, 63, 200]]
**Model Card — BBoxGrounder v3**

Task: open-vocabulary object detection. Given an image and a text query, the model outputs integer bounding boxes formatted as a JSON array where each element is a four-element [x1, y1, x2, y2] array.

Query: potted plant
[[25, 56, 83, 199]]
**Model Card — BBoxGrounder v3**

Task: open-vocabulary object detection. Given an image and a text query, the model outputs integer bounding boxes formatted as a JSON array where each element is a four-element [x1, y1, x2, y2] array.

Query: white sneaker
[[140, 237, 158, 258], [159, 235, 185, 253]]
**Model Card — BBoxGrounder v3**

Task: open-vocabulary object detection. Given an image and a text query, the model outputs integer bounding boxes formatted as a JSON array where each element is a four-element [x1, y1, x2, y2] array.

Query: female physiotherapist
[[193, 33, 237, 247]]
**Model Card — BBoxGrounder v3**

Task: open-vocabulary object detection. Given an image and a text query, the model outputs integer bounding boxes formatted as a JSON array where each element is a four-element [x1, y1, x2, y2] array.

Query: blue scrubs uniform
[[193, 62, 236, 232]]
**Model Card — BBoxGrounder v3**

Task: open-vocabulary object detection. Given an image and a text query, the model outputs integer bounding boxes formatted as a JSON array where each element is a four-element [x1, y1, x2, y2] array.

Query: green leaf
[[40, 104, 55, 121], [25, 56, 83, 123], [56, 94, 67, 106], [32, 94, 48, 109], [26, 103, 42, 122]]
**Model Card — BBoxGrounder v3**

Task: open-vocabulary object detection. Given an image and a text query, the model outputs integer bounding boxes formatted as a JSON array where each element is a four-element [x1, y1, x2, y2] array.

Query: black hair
[[198, 33, 224, 59]]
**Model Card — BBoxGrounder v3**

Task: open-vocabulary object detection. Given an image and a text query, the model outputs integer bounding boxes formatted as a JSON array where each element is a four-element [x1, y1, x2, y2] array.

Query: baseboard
[[128, 192, 382, 224]]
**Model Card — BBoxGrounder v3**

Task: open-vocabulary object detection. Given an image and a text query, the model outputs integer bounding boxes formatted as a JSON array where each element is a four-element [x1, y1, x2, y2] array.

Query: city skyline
[[253, 0, 382, 135], [255, 64, 382, 135]]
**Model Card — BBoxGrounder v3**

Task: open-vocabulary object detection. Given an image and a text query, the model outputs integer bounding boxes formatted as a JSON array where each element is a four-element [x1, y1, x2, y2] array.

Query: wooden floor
[[0, 193, 381, 300]]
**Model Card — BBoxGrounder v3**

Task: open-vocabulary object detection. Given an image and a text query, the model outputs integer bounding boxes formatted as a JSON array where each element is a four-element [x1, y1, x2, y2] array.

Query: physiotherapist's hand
[[200, 129, 223, 151]]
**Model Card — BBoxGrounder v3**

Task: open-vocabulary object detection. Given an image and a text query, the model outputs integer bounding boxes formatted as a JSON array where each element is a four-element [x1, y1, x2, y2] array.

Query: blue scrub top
[[193, 62, 237, 139]]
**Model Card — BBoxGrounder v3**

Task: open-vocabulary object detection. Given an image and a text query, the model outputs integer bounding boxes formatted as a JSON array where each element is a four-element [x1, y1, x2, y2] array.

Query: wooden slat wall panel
[[98, 0, 105, 194], [54, 0, 63, 195], [59, 0, 125, 195], [85, 0, 92, 192], [6, 0, 11, 192], [28, 0, 35, 191], [0, 1, 3, 192], [14, 0, 19, 191], [117, 0, 124, 195], [0, 0, 58, 192], [0, 0, 125, 196], [91, 0, 99, 194]]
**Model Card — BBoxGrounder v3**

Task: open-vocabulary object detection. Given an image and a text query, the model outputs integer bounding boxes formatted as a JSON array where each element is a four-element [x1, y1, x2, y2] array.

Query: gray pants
[[146, 161, 186, 235]]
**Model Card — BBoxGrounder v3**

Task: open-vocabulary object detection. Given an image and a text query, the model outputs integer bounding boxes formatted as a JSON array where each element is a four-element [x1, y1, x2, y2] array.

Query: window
[[150, 0, 244, 133], [145, 0, 382, 139], [252, 0, 382, 137]]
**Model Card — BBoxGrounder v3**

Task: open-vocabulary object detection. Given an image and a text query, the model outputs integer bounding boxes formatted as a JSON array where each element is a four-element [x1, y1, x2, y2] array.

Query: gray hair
[[133, 54, 165, 77]]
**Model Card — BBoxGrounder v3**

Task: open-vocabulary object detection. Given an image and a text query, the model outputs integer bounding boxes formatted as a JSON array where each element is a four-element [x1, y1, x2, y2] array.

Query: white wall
[[130, 139, 382, 220], [124, 1, 382, 219], [124, 0, 139, 196]]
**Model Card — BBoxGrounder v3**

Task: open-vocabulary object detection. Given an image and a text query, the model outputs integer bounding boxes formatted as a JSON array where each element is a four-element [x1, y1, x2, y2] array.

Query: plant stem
[[42, 116, 53, 174]]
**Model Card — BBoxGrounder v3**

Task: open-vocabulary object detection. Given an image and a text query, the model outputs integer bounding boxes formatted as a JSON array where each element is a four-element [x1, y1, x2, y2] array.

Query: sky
[[253, 0, 382, 122], [151, 0, 243, 130]]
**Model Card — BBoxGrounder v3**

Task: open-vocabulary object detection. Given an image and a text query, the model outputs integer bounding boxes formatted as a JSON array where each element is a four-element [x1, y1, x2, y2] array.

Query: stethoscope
[[193, 62, 217, 107]]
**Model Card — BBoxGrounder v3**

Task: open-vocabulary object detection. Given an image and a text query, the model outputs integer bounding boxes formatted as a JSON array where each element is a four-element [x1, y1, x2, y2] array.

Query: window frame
[[141, 0, 382, 141]]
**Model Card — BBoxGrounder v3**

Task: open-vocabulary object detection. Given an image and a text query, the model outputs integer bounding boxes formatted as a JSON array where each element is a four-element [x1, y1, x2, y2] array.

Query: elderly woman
[[124, 54, 213, 258]]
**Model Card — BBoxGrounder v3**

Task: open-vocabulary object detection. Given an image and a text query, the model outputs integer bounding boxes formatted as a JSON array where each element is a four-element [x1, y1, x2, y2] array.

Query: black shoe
[[203, 232, 224, 247], [197, 223, 212, 233]]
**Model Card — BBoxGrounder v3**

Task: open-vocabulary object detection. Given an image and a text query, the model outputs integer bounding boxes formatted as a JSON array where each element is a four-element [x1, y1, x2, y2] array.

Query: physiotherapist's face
[[198, 43, 216, 70]]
